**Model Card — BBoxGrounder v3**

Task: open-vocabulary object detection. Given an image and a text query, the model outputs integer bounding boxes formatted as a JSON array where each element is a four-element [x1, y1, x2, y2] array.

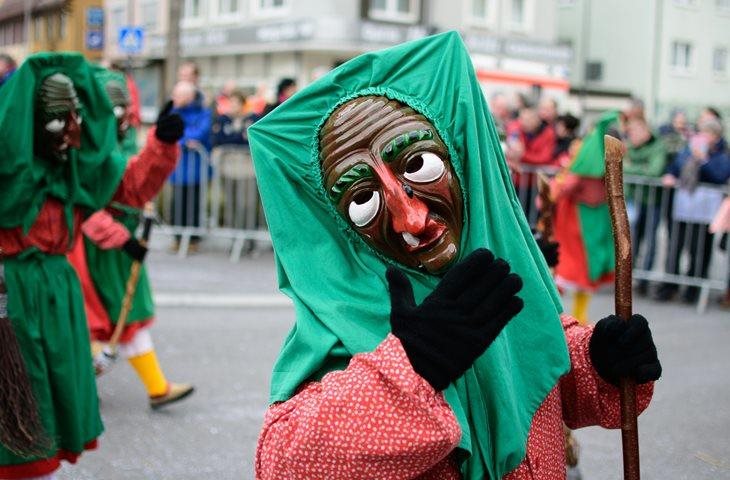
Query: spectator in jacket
[[553, 113, 580, 168], [623, 118, 668, 295], [658, 109, 691, 160], [263, 77, 297, 116], [212, 91, 253, 147], [657, 118, 730, 302], [0, 53, 16, 87], [538, 97, 559, 126], [168, 81, 212, 252]]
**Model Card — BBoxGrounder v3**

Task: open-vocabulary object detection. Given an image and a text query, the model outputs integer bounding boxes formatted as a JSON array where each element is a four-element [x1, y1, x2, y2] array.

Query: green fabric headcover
[[92, 65, 138, 159], [248, 31, 570, 479], [569, 110, 620, 178], [0, 52, 126, 232]]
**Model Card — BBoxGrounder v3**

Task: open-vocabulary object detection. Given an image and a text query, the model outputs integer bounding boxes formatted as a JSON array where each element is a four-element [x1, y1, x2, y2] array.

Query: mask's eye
[[113, 106, 126, 118], [75, 113, 83, 125], [403, 152, 445, 183], [348, 190, 380, 227], [45, 118, 66, 133]]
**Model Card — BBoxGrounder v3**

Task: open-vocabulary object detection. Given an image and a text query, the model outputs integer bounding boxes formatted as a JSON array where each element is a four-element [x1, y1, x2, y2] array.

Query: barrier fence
[[156, 147, 729, 312]]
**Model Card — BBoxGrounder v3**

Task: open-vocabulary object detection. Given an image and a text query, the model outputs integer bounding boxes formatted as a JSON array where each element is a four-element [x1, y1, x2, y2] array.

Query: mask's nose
[[65, 112, 82, 149], [375, 165, 428, 235]]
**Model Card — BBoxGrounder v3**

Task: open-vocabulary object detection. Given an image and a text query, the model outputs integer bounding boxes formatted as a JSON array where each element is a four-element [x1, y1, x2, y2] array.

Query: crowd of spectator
[[491, 91, 729, 308]]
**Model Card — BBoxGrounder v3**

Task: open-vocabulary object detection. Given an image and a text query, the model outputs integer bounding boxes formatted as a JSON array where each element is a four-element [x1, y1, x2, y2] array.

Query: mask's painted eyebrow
[[380, 129, 434, 163], [330, 163, 374, 202]]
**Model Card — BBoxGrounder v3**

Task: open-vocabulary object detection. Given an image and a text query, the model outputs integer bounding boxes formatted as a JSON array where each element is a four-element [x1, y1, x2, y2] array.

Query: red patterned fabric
[[256, 315, 654, 479], [0, 130, 178, 256]]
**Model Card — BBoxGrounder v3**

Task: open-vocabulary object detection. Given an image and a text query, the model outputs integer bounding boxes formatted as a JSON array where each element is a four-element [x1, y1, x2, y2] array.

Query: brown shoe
[[150, 382, 195, 410]]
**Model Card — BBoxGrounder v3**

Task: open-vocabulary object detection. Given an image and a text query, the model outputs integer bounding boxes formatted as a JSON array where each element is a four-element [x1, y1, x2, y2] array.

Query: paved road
[[57, 247, 729, 479]]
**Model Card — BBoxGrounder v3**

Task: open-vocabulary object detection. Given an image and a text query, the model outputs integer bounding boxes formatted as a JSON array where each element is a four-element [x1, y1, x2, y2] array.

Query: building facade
[[0, 0, 105, 63], [558, 0, 730, 123], [103, 0, 572, 121]]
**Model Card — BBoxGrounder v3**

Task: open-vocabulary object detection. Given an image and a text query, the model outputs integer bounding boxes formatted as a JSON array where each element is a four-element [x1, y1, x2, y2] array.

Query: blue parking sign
[[119, 27, 144, 55]]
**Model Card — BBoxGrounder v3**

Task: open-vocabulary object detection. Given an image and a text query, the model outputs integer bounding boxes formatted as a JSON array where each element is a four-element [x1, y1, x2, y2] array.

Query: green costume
[[248, 32, 570, 479], [0, 53, 124, 472], [83, 68, 154, 332]]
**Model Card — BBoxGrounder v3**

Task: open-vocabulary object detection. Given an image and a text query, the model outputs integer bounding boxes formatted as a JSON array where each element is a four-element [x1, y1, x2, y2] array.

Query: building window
[[184, 0, 203, 19], [713, 47, 728, 76], [253, 0, 289, 17], [214, 0, 245, 20], [141, 2, 158, 31], [46, 14, 55, 41], [506, 0, 533, 32], [369, 0, 421, 24], [718, 0, 730, 13], [670, 41, 693, 73], [59, 13, 67, 40], [467, 0, 497, 28], [672, 0, 699, 8], [33, 16, 41, 41], [219, 0, 241, 14]]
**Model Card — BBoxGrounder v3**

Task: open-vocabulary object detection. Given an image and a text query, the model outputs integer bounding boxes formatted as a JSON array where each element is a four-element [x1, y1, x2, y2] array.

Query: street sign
[[86, 30, 104, 50], [119, 26, 144, 55], [87, 7, 104, 27]]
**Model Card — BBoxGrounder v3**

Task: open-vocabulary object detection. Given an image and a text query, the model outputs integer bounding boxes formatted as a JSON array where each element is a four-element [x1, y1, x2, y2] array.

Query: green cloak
[[248, 32, 570, 479], [0, 52, 126, 233], [0, 53, 117, 468], [83, 68, 154, 327]]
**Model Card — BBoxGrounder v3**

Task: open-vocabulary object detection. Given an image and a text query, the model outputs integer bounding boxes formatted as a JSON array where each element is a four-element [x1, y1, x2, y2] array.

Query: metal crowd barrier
[[156, 148, 728, 312], [513, 165, 729, 313], [156, 143, 271, 260]]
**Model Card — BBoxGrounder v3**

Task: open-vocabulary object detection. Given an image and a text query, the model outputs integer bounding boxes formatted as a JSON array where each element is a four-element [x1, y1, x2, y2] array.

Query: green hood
[[0, 52, 126, 232], [569, 110, 620, 178], [248, 32, 570, 479], [92, 65, 138, 159]]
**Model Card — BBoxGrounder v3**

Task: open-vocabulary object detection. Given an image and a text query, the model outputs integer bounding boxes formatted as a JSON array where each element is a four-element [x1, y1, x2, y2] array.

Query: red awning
[[477, 70, 570, 91]]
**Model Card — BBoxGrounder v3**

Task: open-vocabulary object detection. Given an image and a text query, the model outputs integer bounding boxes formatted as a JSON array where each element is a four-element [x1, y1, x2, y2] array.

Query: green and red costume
[[0, 53, 178, 478], [249, 33, 653, 479], [553, 112, 619, 292]]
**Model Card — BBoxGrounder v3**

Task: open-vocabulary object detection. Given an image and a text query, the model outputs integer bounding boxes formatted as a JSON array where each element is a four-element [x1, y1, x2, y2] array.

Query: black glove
[[535, 233, 559, 268], [154, 100, 184, 144], [589, 314, 661, 386], [387, 248, 524, 391], [122, 238, 148, 262]]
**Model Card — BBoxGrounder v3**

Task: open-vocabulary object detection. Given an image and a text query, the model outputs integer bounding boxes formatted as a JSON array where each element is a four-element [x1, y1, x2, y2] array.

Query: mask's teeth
[[402, 232, 420, 247]]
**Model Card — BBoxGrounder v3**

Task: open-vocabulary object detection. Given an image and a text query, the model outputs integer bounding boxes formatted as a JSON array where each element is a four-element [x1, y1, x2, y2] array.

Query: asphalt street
[[56, 243, 730, 479]]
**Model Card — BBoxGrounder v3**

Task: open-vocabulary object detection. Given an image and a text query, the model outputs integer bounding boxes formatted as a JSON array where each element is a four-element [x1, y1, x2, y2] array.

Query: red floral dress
[[256, 314, 653, 479]]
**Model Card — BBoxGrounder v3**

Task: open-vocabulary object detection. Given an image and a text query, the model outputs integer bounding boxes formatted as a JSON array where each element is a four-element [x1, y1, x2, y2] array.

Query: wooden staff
[[96, 203, 155, 372], [536, 172, 555, 240], [603, 135, 640, 480]]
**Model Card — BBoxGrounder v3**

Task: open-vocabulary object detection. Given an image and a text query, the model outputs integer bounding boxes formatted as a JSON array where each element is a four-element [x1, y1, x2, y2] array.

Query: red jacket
[[256, 315, 653, 479]]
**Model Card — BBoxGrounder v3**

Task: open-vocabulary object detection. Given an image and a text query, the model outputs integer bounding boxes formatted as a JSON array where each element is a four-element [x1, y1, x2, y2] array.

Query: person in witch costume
[[66, 68, 194, 409], [248, 33, 661, 479], [551, 111, 620, 325], [0, 53, 183, 479]]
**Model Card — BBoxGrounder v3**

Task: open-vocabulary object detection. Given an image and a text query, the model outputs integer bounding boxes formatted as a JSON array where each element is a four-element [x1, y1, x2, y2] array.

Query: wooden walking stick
[[536, 172, 555, 241], [94, 203, 155, 375], [603, 135, 640, 480]]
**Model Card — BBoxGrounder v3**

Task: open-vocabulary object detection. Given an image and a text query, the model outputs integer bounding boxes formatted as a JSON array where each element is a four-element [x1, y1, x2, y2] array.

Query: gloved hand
[[589, 314, 661, 386], [154, 100, 184, 144], [122, 238, 148, 262], [387, 248, 524, 391], [535, 233, 559, 268]]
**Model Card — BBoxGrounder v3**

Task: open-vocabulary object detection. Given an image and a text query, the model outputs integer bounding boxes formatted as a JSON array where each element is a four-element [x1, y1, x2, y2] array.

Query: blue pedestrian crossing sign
[[118, 26, 144, 55]]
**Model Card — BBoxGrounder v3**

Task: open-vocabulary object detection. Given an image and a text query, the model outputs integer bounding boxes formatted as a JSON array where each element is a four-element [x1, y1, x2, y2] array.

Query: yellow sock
[[127, 350, 168, 397], [573, 290, 591, 326]]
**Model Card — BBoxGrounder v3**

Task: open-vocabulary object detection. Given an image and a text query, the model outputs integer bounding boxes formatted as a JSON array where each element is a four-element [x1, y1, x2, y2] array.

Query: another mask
[[34, 73, 83, 163], [104, 79, 130, 142]]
